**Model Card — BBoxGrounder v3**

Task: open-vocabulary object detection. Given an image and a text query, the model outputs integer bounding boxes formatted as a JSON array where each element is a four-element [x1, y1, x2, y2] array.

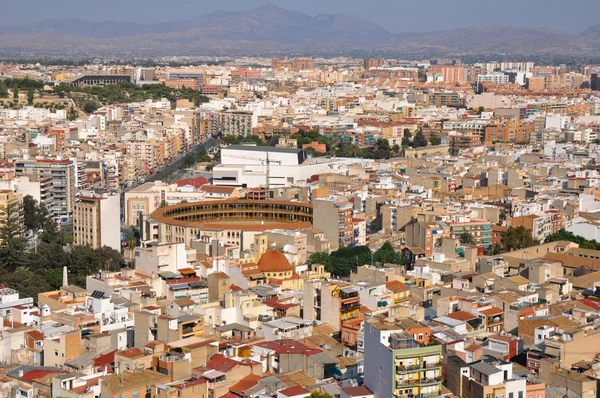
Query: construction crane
[[225, 152, 282, 191]]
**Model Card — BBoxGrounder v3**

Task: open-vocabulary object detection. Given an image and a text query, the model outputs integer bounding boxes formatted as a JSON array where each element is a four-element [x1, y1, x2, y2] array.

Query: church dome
[[257, 249, 294, 273]]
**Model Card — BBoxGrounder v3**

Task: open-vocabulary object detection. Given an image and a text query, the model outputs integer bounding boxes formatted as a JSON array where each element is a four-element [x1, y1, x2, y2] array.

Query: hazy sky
[[1, 0, 598, 34]]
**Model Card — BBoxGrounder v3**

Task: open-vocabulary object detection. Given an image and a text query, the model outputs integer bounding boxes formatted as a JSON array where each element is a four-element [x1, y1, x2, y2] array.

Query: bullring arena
[[150, 199, 313, 249]]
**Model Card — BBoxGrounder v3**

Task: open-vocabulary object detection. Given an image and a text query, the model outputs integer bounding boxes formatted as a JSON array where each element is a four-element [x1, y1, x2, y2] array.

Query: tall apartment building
[[208, 111, 254, 136], [364, 319, 442, 398], [313, 197, 354, 249], [15, 159, 75, 221], [427, 66, 467, 83], [592, 73, 600, 91], [364, 58, 384, 69], [477, 73, 509, 85], [484, 121, 534, 144], [0, 190, 24, 241], [73, 192, 121, 251]]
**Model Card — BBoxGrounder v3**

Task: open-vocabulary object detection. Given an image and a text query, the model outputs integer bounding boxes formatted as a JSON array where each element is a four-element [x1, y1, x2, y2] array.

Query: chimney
[[62, 266, 68, 287]]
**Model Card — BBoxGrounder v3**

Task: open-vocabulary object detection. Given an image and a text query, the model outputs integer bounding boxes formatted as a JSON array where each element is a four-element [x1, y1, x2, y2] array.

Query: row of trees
[[545, 229, 600, 250], [0, 195, 125, 302], [458, 226, 539, 256], [54, 82, 210, 107], [309, 242, 404, 277], [180, 146, 212, 170]]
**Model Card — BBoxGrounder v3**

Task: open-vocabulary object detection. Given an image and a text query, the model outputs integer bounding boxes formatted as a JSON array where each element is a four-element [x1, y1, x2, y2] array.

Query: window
[[133, 391, 139, 397], [119, 394, 125, 398], [509, 393, 513, 398], [518, 392, 523, 398]]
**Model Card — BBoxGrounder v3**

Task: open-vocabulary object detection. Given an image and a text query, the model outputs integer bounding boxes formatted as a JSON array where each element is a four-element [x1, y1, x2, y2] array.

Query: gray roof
[[259, 375, 291, 391], [309, 351, 340, 365], [177, 314, 200, 323], [64, 352, 96, 369], [470, 361, 502, 376]]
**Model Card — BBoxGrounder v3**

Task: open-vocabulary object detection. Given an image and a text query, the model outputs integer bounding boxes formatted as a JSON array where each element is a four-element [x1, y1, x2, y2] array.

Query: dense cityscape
[[2, 4, 600, 398]]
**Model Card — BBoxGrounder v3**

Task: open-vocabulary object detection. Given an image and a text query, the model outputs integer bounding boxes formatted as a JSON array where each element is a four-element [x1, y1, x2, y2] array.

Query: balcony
[[396, 364, 422, 373], [421, 377, 442, 385], [340, 303, 360, 313], [395, 378, 420, 387]]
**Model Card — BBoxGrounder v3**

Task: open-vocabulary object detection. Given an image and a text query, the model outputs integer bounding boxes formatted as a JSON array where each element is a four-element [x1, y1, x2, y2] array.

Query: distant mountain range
[[1, 4, 600, 58]]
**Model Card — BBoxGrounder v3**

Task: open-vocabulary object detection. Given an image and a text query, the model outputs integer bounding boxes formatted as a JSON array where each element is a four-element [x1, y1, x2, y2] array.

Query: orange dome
[[257, 249, 294, 273]]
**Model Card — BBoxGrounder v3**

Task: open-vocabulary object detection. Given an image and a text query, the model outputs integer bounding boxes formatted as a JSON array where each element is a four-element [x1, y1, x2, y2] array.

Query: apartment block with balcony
[[448, 220, 492, 249], [0, 190, 23, 241], [320, 284, 361, 331], [15, 159, 75, 221], [364, 319, 442, 398]]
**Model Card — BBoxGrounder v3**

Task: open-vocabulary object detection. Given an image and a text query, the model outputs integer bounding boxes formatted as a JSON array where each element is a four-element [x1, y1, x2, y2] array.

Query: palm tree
[[459, 232, 476, 245]]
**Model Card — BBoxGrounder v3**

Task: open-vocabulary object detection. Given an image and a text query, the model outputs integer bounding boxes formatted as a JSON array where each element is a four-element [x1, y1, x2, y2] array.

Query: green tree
[[545, 230, 597, 248], [459, 232, 476, 245], [127, 226, 137, 263], [67, 108, 78, 121], [0, 205, 28, 271], [27, 89, 34, 105], [412, 130, 428, 148], [83, 100, 99, 114], [309, 392, 333, 398], [39, 218, 61, 244], [429, 136, 442, 146], [159, 200, 169, 208], [44, 267, 64, 290], [12, 88, 19, 100], [373, 241, 404, 265], [0, 82, 8, 98], [6, 267, 51, 304], [23, 195, 48, 231], [500, 226, 538, 252]]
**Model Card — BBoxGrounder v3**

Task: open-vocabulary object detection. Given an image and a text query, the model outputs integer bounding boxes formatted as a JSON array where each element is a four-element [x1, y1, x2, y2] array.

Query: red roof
[[20, 369, 66, 383], [578, 298, 600, 311], [93, 349, 117, 368], [342, 386, 374, 397], [279, 386, 310, 397], [204, 354, 239, 373], [230, 284, 243, 292], [177, 176, 209, 188], [263, 298, 298, 310]]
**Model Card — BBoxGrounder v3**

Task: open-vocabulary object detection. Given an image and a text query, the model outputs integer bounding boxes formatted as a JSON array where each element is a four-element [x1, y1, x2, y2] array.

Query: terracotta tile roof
[[386, 280, 410, 293], [279, 386, 310, 397], [342, 386, 373, 397], [229, 374, 261, 395], [93, 349, 117, 368], [177, 176, 209, 188], [117, 348, 145, 359], [204, 354, 239, 373], [25, 330, 45, 341], [480, 307, 503, 316], [447, 311, 478, 321], [20, 369, 66, 383]]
